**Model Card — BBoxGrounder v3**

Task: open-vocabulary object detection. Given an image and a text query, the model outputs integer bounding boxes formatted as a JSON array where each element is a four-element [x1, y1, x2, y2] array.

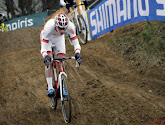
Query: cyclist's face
[[56, 26, 65, 35]]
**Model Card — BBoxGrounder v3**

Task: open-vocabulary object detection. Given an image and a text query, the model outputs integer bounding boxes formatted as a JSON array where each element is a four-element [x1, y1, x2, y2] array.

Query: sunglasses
[[58, 27, 65, 30]]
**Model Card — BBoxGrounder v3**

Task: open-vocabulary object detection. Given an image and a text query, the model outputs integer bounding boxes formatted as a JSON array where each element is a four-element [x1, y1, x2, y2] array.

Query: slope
[[0, 22, 165, 125]]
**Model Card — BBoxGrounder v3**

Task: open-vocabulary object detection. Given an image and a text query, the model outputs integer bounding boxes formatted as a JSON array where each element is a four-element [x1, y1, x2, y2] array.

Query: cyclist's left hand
[[75, 53, 82, 66], [60, 0, 66, 6], [44, 55, 51, 67]]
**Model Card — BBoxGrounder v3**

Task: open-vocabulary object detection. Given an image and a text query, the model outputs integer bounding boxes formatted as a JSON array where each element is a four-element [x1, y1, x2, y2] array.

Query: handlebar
[[53, 56, 75, 61], [46, 56, 79, 70], [53, 56, 79, 68], [66, 3, 85, 8]]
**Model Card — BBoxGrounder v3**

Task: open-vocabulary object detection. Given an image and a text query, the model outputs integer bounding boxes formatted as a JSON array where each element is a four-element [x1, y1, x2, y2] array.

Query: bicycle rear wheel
[[76, 14, 87, 44], [61, 74, 71, 123]]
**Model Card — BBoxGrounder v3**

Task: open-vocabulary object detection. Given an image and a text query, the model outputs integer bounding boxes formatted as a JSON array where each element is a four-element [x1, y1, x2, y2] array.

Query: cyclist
[[0, 13, 8, 32], [40, 13, 82, 97], [59, 0, 88, 14], [0, 13, 7, 24]]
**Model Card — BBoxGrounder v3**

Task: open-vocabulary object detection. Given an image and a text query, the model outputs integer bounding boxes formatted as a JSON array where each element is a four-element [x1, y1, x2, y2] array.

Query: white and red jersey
[[40, 19, 81, 57]]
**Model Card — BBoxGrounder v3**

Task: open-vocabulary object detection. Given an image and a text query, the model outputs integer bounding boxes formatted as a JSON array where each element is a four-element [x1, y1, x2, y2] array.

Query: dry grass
[[109, 21, 165, 72]]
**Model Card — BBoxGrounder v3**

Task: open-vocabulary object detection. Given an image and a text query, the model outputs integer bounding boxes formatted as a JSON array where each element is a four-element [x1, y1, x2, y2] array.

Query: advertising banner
[[5, 11, 48, 31], [88, 0, 165, 39]]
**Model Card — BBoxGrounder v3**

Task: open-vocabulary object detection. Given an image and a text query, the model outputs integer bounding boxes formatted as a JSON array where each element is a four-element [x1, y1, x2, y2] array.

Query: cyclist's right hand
[[60, 0, 66, 6], [44, 55, 51, 66], [75, 53, 82, 66]]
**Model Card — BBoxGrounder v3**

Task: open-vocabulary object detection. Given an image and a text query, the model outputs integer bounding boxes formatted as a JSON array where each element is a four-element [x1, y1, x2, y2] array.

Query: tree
[[18, 0, 34, 16], [0, 0, 43, 19], [0, 0, 68, 19], [5, 0, 16, 18], [41, 0, 60, 11]]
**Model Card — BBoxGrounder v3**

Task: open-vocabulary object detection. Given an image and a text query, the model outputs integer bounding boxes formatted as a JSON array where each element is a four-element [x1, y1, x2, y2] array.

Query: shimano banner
[[88, 0, 165, 39], [5, 11, 48, 31]]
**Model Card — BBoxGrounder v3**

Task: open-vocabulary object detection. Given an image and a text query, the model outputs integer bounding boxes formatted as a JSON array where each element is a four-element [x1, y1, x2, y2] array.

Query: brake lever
[[70, 57, 79, 67]]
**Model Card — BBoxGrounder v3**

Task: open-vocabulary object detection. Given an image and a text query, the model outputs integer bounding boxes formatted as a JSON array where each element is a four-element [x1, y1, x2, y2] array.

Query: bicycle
[[0, 22, 9, 32], [47, 45, 79, 123], [66, 3, 88, 45]]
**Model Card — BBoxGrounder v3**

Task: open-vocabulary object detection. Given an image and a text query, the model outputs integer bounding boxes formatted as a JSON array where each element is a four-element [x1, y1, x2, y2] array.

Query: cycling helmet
[[54, 13, 68, 30]]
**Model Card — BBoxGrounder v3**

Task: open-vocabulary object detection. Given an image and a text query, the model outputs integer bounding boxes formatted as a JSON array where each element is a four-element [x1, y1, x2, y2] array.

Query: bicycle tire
[[61, 74, 71, 123], [76, 14, 88, 44]]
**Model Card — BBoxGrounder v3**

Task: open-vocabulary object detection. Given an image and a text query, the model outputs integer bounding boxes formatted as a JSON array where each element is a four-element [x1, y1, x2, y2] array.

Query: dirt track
[[0, 26, 165, 125]]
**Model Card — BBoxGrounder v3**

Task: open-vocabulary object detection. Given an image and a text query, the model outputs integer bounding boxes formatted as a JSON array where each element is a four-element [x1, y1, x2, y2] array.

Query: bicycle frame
[[53, 58, 67, 101], [67, 3, 88, 44], [52, 53, 77, 101], [58, 71, 67, 101], [68, 4, 85, 29], [48, 46, 79, 122]]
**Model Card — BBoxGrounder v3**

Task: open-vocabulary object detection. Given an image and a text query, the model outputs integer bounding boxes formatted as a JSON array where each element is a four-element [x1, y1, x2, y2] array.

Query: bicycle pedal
[[53, 85, 56, 89], [48, 93, 54, 98]]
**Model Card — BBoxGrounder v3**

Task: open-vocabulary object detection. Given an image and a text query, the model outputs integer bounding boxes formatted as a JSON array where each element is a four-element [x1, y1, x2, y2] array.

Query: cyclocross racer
[[59, 0, 88, 13], [0, 13, 7, 24], [40, 13, 82, 97]]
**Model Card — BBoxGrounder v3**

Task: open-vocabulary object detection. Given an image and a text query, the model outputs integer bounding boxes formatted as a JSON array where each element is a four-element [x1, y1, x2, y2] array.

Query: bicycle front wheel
[[61, 74, 71, 123], [76, 14, 88, 44]]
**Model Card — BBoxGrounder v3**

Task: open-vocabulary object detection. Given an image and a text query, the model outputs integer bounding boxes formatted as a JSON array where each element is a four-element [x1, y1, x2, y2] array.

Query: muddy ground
[[0, 26, 164, 125]]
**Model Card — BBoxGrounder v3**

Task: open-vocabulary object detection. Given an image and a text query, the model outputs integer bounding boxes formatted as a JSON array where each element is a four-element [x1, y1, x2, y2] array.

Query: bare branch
[[0, 5, 7, 11]]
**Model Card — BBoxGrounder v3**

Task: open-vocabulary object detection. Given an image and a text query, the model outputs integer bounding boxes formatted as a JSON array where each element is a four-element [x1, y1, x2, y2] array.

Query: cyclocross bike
[[47, 45, 79, 123], [66, 2, 88, 45]]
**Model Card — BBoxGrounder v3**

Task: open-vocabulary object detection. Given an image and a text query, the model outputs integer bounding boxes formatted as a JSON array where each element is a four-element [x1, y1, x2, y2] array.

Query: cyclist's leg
[[83, 0, 88, 10], [0, 24, 2, 32], [63, 7, 69, 15], [1, 23, 5, 32], [45, 51, 54, 91], [2, 23, 6, 32], [40, 33, 54, 92]]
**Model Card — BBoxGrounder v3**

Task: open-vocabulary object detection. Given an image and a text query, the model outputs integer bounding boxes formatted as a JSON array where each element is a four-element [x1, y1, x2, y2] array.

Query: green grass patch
[[110, 21, 165, 70]]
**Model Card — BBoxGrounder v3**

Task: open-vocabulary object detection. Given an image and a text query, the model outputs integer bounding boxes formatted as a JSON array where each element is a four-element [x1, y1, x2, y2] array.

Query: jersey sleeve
[[40, 20, 54, 57], [66, 21, 81, 54], [41, 21, 53, 42]]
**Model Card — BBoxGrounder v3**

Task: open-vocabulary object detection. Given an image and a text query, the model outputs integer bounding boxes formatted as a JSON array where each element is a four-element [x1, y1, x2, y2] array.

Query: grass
[[110, 21, 165, 71]]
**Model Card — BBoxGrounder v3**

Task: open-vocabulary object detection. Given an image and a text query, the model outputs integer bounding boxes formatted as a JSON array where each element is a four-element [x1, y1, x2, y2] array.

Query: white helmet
[[54, 13, 68, 30]]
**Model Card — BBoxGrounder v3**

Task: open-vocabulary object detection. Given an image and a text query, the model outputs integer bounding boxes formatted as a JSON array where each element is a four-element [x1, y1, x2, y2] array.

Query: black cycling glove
[[44, 55, 51, 66], [75, 53, 82, 65]]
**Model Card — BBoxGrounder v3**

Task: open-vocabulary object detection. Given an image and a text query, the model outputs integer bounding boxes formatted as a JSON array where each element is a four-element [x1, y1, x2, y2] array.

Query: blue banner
[[5, 11, 48, 31], [88, 0, 165, 39]]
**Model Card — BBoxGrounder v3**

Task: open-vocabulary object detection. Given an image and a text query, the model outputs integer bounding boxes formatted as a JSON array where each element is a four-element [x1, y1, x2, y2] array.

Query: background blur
[[0, 0, 97, 19]]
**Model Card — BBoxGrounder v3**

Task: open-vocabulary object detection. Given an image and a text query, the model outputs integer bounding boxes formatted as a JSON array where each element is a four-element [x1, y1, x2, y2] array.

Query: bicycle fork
[[53, 61, 67, 101], [53, 61, 58, 93], [58, 72, 67, 101]]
